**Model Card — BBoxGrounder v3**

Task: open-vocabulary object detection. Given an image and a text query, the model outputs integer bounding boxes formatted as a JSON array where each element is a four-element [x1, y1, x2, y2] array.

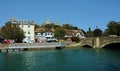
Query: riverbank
[[0, 42, 82, 52], [0, 42, 65, 52]]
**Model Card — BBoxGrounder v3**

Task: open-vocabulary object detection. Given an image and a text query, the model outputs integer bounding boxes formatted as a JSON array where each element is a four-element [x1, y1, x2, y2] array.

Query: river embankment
[[0, 42, 81, 52], [65, 42, 81, 48], [0, 42, 66, 52]]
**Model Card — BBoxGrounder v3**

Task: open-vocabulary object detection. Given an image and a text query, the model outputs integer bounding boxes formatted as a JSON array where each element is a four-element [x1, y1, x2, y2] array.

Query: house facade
[[65, 30, 85, 43], [35, 28, 57, 43], [65, 30, 85, 38], [9, 18, 35, 43]]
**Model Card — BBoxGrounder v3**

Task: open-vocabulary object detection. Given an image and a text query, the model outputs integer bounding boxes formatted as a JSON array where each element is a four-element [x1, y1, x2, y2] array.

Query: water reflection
[[0, 47, 120, 71], [0, 53, 4, 71]]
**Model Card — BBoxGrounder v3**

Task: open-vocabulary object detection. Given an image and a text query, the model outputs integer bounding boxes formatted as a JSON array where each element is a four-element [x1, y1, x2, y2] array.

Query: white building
[[35, 29, 58, 42], [9, 18, 35, 43]]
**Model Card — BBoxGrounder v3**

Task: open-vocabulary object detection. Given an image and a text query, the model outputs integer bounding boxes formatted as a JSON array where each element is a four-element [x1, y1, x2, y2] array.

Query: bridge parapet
[[99, 36, 120, 48], [80, 36, 120, 48], [80, 37, 95, 47]]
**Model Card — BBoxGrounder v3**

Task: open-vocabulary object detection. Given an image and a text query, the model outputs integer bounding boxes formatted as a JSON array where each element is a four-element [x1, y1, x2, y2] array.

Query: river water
[[0, 47, 120, 71]]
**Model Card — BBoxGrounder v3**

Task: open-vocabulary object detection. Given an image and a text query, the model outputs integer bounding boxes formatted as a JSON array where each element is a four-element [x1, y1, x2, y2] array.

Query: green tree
[[104, 21, 120, 36], [93, 28, 103, 37], [41, 23, 61, 30], [1, 22, 25, 43], [42, 24, 52, 29], [54, 27, 66, 40], [72, 37, 80, 43], [35, 24, 40, 30], [85, 27, 93, 37], [51, 23, 61, 29], [62, 24, 79, 30]]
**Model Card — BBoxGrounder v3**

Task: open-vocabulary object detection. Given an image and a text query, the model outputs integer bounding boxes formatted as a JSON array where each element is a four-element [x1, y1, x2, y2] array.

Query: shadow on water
[[82, 45, 93, 48], [103, 62, 120, 71]]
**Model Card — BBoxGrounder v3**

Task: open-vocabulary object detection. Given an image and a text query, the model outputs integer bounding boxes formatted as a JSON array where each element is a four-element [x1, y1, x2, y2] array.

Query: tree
[[54, 27, 66, 40], [51, 23, 61, 29], [41, 23, 61, 29], [42, 24, 52, 29], [104, 21, 120, 36], [62, 24, 79, 30], [85, 27, 93, 37], [35, 24, 40, 30], [72, 37, 80, 43], [1, 22, 25, 43], [93, 28, 103, 37]]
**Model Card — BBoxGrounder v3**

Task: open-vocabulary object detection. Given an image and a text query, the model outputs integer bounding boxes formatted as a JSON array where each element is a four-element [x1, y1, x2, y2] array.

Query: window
[[45, 33, 47, 36], [28, 30, 30, 34], [50, 33, 52, 35], [27, 36, 31, 42], [48, 33, 50, 35]]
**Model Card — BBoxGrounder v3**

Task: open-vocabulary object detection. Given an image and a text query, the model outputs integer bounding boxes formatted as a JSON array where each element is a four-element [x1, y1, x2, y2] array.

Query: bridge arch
[[81, 43, 93, 48], [82, 45, 92, 48], [100, 41, 120, 48]]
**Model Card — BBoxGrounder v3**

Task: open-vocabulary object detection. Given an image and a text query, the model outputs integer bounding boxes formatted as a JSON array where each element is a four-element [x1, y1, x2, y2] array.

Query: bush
[[72, 37, 80, 43]]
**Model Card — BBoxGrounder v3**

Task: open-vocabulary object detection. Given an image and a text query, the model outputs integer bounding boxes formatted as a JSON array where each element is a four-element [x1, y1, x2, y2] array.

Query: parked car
[[47, 38, 58, 42]]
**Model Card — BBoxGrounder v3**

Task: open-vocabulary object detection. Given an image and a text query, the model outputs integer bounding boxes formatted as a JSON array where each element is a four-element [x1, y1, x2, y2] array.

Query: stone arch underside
[[80, 43, 93, 48], [100, 41, 120, 48]]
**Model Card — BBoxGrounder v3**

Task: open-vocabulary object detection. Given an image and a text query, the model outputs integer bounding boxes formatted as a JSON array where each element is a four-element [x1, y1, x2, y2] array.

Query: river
[[0, 47, 120, 71]]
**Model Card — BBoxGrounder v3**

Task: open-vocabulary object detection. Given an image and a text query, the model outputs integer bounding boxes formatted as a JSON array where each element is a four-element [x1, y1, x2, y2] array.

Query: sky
[[0, 0, 120, 31]]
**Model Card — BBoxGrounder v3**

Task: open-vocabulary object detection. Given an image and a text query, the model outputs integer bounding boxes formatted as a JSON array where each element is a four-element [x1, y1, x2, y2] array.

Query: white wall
[[20, 24, 35, 43]]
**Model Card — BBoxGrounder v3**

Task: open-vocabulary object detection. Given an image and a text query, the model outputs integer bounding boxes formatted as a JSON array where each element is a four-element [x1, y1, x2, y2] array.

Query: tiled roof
[[9, 18, 35, 25]]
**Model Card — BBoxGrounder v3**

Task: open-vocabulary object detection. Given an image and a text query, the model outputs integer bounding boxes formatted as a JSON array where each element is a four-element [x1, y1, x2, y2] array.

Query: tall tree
[[1, 22, 25, 43], [104, 21, 120, 36]]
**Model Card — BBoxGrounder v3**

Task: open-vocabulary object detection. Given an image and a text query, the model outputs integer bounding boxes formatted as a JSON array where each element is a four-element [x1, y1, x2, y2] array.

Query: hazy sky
[[0, 0, 120, 31]]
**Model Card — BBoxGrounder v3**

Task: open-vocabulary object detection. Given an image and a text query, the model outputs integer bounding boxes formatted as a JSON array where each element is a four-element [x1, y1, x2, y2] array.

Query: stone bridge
[[79, 36, 120, 48]]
